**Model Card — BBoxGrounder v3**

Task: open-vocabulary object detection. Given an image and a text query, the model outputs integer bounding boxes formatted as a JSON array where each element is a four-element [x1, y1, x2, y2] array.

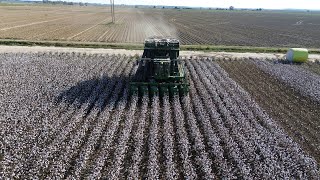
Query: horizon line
[[4, 0, 320, 11]]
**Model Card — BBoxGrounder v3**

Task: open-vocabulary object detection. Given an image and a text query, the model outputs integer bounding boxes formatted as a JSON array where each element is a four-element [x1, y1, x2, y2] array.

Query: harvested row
[[1, 53, 319, 179], [252, 59, 320, 103], [217, 58, 320, 164], [187, 58, 317, 178]]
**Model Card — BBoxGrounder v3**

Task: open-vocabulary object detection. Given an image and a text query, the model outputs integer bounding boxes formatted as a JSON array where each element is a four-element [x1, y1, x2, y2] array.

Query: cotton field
[[1, 52, 319, 179]]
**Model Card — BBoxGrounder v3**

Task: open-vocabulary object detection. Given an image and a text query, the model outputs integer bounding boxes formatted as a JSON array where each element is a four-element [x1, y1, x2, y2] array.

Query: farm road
[[0, 45, 319, 62]]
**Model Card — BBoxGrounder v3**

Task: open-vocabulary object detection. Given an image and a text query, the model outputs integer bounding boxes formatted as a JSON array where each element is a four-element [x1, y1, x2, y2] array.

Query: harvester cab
[[130, 37, 189, 97]]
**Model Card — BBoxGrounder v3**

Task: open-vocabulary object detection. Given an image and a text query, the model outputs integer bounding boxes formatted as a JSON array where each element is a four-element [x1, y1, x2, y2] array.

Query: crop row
[[252, 59, 320, 103], [216, 57, 320, 164], [1, 53, 319, 179]]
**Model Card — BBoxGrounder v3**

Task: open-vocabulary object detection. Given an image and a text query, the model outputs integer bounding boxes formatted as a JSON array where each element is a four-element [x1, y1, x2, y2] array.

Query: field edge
[[1, 39, 320, 54]]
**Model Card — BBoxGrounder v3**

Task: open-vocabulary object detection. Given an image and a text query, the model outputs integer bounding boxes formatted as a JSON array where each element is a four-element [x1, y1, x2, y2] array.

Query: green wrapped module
[[286, 48, 309, 63]]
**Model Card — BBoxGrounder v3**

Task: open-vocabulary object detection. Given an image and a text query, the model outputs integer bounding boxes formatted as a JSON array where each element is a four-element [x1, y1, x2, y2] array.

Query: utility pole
[[110, 0, 115, 23]]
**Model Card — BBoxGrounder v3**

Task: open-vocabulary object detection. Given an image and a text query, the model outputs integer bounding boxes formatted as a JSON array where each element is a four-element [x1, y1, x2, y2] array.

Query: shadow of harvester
[[55, 74, 132, 115]]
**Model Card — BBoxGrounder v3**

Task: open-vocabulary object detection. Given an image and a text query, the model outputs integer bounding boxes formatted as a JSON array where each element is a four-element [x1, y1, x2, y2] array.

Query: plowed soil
[[218, 59, 320, 163], [1, 5, 320, 47]]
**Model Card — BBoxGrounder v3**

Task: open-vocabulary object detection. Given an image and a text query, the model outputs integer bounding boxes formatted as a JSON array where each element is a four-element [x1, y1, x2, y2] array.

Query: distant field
[[0, 5, 320, 47]]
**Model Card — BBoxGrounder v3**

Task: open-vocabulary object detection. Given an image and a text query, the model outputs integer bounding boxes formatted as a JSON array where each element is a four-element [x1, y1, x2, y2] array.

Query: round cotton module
[[286, 48, 309, 63]]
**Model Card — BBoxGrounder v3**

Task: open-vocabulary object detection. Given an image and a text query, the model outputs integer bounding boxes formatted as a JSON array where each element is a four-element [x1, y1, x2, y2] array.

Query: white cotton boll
[[1, 52, 319, 179], [253, 59, 320, 103]]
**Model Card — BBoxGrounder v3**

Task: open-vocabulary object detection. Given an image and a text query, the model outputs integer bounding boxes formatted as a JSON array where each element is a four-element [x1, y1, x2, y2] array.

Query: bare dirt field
[[1, 5, 320, 47], [1, 48, 319, 179]]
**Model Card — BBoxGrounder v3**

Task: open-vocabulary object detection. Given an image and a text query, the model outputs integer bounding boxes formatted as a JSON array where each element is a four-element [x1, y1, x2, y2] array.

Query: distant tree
[[135, 5, 138, 8], [153, 6, 156, 8], [163, 6, 165, 9], [229, 6, 234, 10], [174, 6, 179, 9]]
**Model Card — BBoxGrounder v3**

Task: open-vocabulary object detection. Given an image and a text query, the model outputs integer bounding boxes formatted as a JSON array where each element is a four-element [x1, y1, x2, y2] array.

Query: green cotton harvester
[[130, 37, 189, 97]]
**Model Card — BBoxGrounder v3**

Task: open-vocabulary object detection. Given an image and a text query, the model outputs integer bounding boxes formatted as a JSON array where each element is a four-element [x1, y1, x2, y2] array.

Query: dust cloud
[[135, 9, 178, 40]]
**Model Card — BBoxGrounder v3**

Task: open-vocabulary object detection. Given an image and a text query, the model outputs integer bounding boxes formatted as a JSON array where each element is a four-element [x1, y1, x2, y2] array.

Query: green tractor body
[[130, 37, 189, 97]]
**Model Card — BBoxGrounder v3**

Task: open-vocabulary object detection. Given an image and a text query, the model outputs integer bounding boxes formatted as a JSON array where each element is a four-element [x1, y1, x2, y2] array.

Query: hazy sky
[[83, 0, 320, 10]]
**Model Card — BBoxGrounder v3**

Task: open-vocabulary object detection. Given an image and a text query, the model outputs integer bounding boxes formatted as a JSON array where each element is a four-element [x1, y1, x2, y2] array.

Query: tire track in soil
[[217, 59, 320, 164]]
